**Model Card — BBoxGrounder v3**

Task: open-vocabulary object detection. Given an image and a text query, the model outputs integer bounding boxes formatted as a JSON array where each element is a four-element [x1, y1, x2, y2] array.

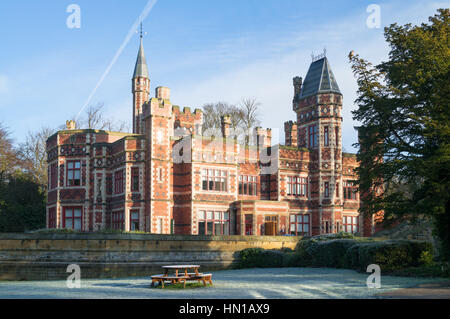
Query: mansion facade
[[45, 38, 380, 237]]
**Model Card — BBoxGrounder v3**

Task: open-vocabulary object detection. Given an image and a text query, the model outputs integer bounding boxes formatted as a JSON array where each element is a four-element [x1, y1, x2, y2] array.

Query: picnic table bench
[[151, 265, 213, 288]]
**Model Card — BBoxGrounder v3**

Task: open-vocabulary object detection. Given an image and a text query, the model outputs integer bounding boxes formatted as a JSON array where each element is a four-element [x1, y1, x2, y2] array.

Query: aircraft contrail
[[75, 0, 158, 121]]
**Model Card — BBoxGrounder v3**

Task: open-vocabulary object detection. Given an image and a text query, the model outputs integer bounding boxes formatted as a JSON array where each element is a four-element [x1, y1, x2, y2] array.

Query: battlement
[[172, 105, 203, 121], [284, 121, 298, 147], [254, 127, 272, 147]]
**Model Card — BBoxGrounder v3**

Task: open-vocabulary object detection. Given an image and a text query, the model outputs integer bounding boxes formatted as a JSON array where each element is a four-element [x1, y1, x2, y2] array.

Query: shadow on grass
[[92, 283, 151, 289], [152, 282, 213, 290]]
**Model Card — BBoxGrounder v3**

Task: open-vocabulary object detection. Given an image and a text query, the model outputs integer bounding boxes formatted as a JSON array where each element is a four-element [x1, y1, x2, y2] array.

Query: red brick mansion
[[46, 38, 379, 237]]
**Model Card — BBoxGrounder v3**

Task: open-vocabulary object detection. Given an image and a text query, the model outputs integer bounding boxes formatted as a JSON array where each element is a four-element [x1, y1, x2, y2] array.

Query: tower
[[132, 24, 150, 134], [143, 87, 174, 234], [293, 54, 343, 235]]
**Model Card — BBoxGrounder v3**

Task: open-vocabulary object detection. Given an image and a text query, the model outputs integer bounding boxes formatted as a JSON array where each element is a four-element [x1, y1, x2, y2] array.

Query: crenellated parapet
[[172, 105, 203, 133]]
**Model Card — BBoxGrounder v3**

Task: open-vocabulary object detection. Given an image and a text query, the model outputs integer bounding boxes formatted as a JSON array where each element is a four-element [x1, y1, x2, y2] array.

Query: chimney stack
[[155, 86, 170, 100], [293, 77, 303, 98], [66, 120, 76, 130], [255, 127, 272, 148], [221, 115, 231, 138], [284, 121, 298, 147]]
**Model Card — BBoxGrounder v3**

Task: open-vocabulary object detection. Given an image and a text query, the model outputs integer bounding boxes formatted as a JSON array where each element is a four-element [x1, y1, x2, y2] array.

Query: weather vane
[[136, 22, 148, 39]]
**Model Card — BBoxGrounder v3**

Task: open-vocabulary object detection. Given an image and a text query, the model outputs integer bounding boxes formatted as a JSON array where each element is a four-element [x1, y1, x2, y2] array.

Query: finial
[[136, 22, 148, 40]]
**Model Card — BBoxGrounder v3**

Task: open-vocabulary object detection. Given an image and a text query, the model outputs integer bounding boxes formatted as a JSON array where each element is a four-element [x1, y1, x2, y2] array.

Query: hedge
[[236, 236, 434, 273]]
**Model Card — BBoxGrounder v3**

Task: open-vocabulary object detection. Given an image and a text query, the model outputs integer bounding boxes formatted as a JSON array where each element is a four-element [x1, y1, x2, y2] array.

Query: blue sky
[[0, 0, 448, 152]]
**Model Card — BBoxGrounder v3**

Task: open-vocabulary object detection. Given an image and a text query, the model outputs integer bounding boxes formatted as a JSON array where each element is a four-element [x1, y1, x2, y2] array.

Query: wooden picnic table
[[151, 265, 213, 288], [162, 265, 201, 277]]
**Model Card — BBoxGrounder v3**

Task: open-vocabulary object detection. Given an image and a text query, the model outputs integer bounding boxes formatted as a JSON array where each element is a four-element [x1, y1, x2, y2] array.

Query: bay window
[[290, 214, 310, 236], [114, 170, 124, 194], [344, 180, 358, 200], [343, 216, 359, 234], [201, 169, 228, 192], [239, 175, 257, 195], [198, 211, 230, 235], [287, 177, 308, 196], [66, 161, 81, 187], [112, 211, 124, 231], [63, 207, 82, 231]]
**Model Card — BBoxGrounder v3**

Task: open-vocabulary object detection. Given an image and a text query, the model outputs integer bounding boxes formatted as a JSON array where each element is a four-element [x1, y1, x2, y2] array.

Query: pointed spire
[[299, 56, 341, 99], [133, 23, 149, 79]]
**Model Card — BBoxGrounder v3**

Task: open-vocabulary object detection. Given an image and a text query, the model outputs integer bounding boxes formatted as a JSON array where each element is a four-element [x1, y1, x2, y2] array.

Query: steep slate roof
[[133, 39, 149, 79], [299, 57, 341, 99]]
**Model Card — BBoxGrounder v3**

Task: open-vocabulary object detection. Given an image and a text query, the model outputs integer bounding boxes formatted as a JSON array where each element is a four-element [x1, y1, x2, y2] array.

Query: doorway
[[264, 215, 278, 236]]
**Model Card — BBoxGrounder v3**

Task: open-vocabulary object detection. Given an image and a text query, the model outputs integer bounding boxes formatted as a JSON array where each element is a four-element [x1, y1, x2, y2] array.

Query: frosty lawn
[[0, 267, 446, 299]]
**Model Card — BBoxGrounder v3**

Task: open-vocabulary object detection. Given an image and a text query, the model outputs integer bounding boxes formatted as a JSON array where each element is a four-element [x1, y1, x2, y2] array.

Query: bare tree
[[84, 103, 107, 129], [202, 102, 242, 134], [103, 119, 130, 133], [19, 127, 55, 188], [0, 122, 22, 176], [238, 97, 261, 144], [60, 103, 130, 132]]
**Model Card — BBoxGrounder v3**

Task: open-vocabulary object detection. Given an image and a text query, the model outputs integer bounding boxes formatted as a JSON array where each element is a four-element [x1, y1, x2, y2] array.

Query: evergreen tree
[[349, 9, 450, 259]]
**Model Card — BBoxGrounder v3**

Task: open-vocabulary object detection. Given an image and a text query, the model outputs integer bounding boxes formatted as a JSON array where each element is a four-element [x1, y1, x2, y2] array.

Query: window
[[324, 182, 330, 198], [112, 211, 124, 230], [201, 169, 228, 192], [324, 126, 329, 146], [260, 175, 270, 196], [343, 216, 359, 234], [63, 207, 82, 231], [156, 218, 164, 234], [50, 163, 58, 189], [308, 125, 318, 148], [198, 211, 230, 235], [48, 207, 56, 229], [131, 168, 139, 192], [114, 170, 124, 194], [67, 161, 81, 186], [289, 214, 310, 236], [324, 221, 331, 233], [344, 181, 358, 200], [245, 215, 253, 235], [239, 175, 257, 196], [157, 168, 163, 183], [335, 127, 339, 146], [336, 183, 340, 198], [130, 210, 139, 231], [287, 177, 308, 196]]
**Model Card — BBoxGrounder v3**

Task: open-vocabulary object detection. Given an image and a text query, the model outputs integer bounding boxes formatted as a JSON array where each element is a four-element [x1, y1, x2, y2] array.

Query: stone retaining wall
[[0, 233, 299, 281]]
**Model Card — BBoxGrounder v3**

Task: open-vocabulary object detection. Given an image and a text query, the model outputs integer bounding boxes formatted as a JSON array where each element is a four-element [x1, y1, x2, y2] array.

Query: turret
[[132, 24, 150, 134]]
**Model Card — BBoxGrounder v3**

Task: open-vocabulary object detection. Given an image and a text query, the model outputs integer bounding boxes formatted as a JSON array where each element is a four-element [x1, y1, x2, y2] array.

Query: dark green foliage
[[0, 173, 46, 232], [356, 240, 433, 271], [236, 248, 284, 268], [236, 238, 434, 276], [349, 9, 450, 260]]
